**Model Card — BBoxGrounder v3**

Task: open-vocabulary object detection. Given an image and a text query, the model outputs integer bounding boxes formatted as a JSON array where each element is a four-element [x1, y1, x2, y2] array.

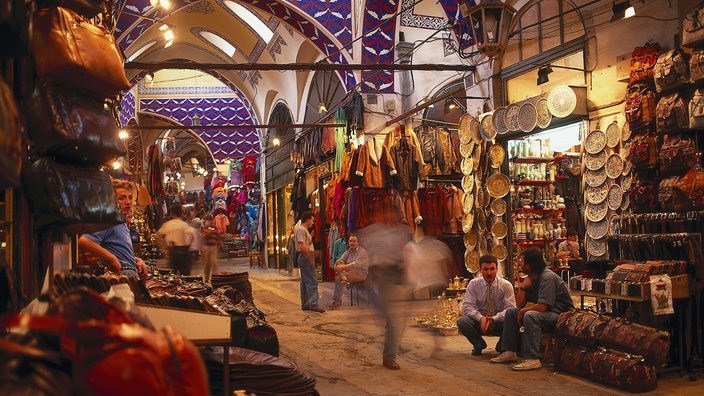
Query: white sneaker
[[490, 351, 517, 363], [512, 359, 542, 371]]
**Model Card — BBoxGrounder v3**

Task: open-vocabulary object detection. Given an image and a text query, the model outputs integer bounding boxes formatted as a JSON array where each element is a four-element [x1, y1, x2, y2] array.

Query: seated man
[[457, 254, 516, 356], [491, 247, 574, 371], [329, 234, 368, 308], [558, 228, 586, 275]]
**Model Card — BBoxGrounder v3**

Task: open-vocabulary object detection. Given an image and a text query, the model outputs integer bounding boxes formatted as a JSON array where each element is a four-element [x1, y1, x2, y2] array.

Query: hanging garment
[[355, 137, 397, 188]]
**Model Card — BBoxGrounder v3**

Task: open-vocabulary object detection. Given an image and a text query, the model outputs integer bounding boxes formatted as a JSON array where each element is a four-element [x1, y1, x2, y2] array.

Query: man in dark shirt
[[491, 247, 574, 371]]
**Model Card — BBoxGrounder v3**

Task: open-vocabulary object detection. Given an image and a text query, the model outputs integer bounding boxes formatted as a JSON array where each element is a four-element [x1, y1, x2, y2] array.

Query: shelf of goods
[[514, 238, 566, 247], [511, 155, 568, 163]]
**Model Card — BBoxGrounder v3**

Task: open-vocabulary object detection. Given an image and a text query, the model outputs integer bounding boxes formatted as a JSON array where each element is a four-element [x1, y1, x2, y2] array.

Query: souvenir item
[[491, 221, 507, 239], [625, 84, 656, 128], [609, 214, 621, 235], [585, 130, 607, 154], [607, 184, 623, 211], [605, 121, 620, 148], [653, 49, 689, 93], [472, 144, 482, 169], [622, 160, 632, 176], [479, 112, 497, 141], [585, 150, 607, 171], [493, 107, 508, 135], [465, 250, 480, 273], [464, 227, 478, 250], [536, 98, 552, 128], [479, 231, 488, 254], [462, 213, 474, 233], [469, 115, 481, 142], [475, 183, 485, 210], [586, 235, 608, 257], [461, 174, 474, 192], [475, 209, 486, 232], [586, 201, 608, 222], [490, 198, 507, 216], [505, 103, 521, 132], [605, 153, 624, 179], [621, 121, 631, 141], [486, 173, 510, 198], [586, 183, 609, 205], [587, 218, 609, 240], [622, 172, 633, 191], [461, 157, 473, 175], [518, 102, 538, 132], [489, 144, 505, 168], [492, 244, 508, 261], [547, 85, 577, 118], [459, 142, 473, 158], [585, 168, 607, 187], [462, 191, 474, 213], [458, 113, 472, 144]]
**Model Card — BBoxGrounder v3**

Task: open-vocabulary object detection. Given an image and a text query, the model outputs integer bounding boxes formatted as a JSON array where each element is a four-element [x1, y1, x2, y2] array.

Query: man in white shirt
[[296, 211, 324, 313], [457, 254, 516, 356], [156, 204, 195, 276]]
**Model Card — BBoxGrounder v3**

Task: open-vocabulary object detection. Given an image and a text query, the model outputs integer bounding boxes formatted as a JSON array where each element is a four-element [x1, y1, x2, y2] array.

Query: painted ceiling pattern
[[140, 97, 261, 161]]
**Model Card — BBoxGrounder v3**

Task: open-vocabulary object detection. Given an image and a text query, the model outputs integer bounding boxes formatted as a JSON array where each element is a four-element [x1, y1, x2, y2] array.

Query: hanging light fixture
[[318, 102, 328, 113], [610, 1, 635, 22], [460, 0, 516, 59], [537, 65, 553, 85]]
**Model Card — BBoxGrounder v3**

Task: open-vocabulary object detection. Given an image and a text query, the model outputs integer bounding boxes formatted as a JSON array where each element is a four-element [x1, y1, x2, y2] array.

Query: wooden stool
[[349, 281, 370, 306], [248, 252, 263, 269]]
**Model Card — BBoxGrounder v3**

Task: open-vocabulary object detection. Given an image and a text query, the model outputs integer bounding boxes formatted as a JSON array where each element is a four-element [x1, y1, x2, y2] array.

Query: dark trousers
[[457, 315, 504, 351], [169, 246, 192, 276]]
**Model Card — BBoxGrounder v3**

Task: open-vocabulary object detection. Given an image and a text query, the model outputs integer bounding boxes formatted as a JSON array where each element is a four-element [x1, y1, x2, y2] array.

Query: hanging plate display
[[586, 236, 608, 257], [621, 121, 632, 141], [586, 201, 608, 222], [489, 144, 505, 168], [622, 159, 632, 176], [585, 150, 607, 171], [609, 214, 621, 236], [465, 250, 480, 273], [622, 172, 632, 191], [587, 218, 609, 240], [518, 102, 538, 132], [472, 144, 482, 169], [607, 184, 623, 211], [536, 98, 552, 128], [475, 209, 487, 232], [585, 130, 607, 154], [462, 212, 474, 234], [458, 113, 473, 144], [605, 121, 621, 148], [493, 107, 509, 135], [462, 174, 475, 192], [491, 221, 508, 239], [547, 85, 577, 118], [585, 167, 608, 187], [605, 153, 624, 179], [490, 198, 507, 216], [469, 115, 481, 142], [461, 157, 474, 175], [586, 183, 609, 204], [462, 192, 474, 214], [505, 103, 521, 132], [479, 112, 497, 141], [486, 173, 510, 198], [464, 227, 478, 250], [459, 142, 474, 158], [492, 243, 508, 261], [475, 183, 485, 209]]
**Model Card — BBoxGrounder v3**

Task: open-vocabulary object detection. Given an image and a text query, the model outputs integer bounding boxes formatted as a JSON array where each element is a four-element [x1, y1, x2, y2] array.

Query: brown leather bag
[[0, 78, 23, 189], [25, 81, 126, 165], [656, 92, 689, 133], [673, 167, 704, 211], [30, 6, 131, 99]]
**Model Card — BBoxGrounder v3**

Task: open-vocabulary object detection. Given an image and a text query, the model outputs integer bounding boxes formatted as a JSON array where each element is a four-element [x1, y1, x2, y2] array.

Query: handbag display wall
[[653, 49, 689, 93], [0, 78, 24, 189], [655, 92, 689, 133], [29, 6, 131, 99], [25, 81, 126, 165], [22, 157, 125, 234], [682, 3, 704, 48]]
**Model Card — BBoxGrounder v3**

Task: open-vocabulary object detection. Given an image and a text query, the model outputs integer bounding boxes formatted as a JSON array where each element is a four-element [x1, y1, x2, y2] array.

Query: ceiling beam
[[125, 62, 476, 72], [126, 123, 345, 130]]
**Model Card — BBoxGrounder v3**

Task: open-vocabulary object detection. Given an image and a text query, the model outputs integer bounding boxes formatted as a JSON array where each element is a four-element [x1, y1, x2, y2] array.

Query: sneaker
[[328, 300, 342, 308], [490, 351, 518, 364], [382, 360, 400, 370], [513, 359, 542, 371]]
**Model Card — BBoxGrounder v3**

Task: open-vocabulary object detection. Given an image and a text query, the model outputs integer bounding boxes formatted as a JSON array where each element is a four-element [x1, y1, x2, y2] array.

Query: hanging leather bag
[[629, 43, 663, 84], [659, 134, 698, 176], [625, 84, 656, 129], [0, 78, 24, 189], [22, 157, 125, 234], [653, 49, 689, 93], [689, 49, 704, 82], [682, 4, 704, 48], [30, 6, 131, 99], [673, 167, 704, 211], [655, 92, 689, 133], [25, 81, 126, 165]]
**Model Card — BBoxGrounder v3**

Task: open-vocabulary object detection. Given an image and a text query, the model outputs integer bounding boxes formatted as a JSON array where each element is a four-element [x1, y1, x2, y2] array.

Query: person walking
[[156, 204, 196, 276], [296, 211, 324, 313], [200, 224, 222, 285]]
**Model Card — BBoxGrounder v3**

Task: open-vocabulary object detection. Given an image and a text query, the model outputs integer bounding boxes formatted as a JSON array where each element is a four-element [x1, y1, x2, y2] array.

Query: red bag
[[630, 43, 664, 85], [625, 84, 656, 129]]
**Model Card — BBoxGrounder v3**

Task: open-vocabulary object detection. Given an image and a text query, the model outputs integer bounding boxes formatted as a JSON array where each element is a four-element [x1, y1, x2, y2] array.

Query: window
[[224, 0, 274, 44], [200, 31, 237, 57]]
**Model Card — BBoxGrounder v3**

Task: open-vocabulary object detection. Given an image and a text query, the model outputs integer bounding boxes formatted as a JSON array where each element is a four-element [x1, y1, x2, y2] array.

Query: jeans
[[298, 252, 319, 309], [456, 315, 504, 351], [120, 267, 138, 279], [501, 307, 560, 359]]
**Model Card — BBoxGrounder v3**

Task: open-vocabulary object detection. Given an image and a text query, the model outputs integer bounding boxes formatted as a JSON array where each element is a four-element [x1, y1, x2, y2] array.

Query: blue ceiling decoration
[[140, 97, 261, 161], [120, 89, 137, 127], [400, 0, 446, 30], [361, 0, 398, 93]]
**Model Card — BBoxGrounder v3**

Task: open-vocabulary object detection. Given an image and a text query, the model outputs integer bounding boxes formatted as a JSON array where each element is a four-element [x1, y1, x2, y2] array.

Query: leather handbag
[[22, 157, 125, 234], [673, 166, 704, 211], [0, 78, 24, 189], [690, 88, 704, 129], [659, 134, 698, 176], [30, 6, 131, 99], [653, 49, 689, 93], [689, 49, 704, 82], [625, 84, 656, 129], [25, 81, 126, 165], [629, 42, 663, 84], [658, 175, 681, 211], [655, 92, 689, 133], [682, 4, 704, 48]]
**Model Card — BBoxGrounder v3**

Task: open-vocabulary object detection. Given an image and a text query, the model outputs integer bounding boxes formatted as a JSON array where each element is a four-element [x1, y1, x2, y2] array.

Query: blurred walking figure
[[359, 213, 412, 370]]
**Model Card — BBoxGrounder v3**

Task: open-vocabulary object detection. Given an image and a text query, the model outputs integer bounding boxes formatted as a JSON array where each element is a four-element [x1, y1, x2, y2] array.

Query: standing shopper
[[491, 247, 574, 370], [156, 204, 195, 276], [200, 225, 221, 284], [78, 179, 148, 280], [297, 211, 324, 313]]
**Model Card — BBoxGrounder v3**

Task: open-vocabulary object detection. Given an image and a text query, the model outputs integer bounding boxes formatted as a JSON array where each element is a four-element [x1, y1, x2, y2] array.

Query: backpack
[[630, 43, 663, 84], [625, 84, 656, 129]]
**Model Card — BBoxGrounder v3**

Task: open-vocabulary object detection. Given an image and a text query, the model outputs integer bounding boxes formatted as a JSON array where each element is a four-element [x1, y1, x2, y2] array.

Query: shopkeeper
[[557, 228, 585, 275]]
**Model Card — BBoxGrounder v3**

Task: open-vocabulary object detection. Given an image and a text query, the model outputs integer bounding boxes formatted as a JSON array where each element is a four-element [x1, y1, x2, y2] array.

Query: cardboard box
[[671, 274, 690, 299]]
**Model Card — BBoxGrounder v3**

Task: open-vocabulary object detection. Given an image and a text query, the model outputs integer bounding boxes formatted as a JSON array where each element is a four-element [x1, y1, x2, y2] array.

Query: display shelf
[[513, 238, 566, 246], [515, 179, 555, 186], [510, 155, 568, 164], [511, 208, 566, 214], [572, 290, 649, 303]]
